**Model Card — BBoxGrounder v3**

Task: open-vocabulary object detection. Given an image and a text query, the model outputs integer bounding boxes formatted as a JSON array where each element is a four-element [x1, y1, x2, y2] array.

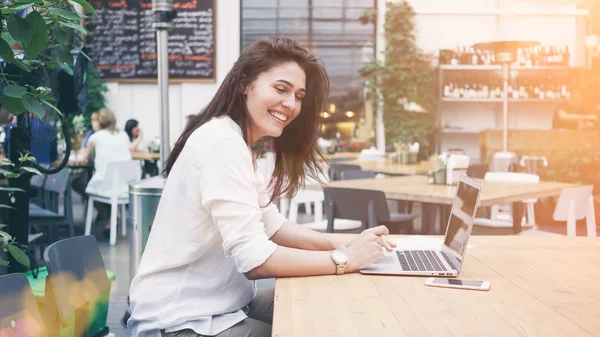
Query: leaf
[[0, 224, 5, 229], [56, 46, 73, 65], [3, 85, 27, 98], [7, 245, 30, 269], [49, 8, 83, 22], [60, 21, 89, 36], [7, 14, 31, 45], [0, 38, 15, 62], [1, 4, 33, 15], [40, 99, 62, 116], [53, 27, 69, 46], [58, 62, 73, 76], [20, 166, 42, 176], [78, 48, 91, 61], [24, 11, 48, 59], [0, 158, 14, 166], [0, 230, 12, 240], [71, 0, 98, 17], [12, 59, 33, 73], [0, 187, 25, 192], [0, 95, 26, 115], [1, 31, 17, 48], [21, 95, 46, 118], [2, 173, 19, 179], [0, 259, 8, 267]]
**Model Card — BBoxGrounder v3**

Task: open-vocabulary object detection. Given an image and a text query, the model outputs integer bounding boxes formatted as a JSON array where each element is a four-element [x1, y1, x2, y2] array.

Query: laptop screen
[[443, 179, 480, 258]]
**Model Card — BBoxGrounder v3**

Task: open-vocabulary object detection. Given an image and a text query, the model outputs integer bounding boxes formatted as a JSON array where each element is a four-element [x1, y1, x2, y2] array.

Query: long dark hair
[[124, 119, 139, 141], [164, 37, 329, 204]]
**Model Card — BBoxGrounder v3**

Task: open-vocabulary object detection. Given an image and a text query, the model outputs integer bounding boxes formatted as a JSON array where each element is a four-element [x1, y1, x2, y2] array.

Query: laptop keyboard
[[396, 250, 448, 272]]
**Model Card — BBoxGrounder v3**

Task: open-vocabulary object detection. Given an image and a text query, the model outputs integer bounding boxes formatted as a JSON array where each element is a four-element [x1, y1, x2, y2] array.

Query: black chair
[[340, 170, 376, 180], [0, 273, 47, 337], [329, 164, 361, 181], [323, 187, 418, 234], [30, 168, 74, 243], [43, 235, 110, 337]]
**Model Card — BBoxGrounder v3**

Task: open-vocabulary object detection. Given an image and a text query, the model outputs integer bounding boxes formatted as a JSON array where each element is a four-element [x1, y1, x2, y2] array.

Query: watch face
[[331, 250, 347, 264]]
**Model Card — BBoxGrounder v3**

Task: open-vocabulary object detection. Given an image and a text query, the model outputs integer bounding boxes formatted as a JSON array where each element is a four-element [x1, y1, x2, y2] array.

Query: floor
[[64, 192, 598, 337]]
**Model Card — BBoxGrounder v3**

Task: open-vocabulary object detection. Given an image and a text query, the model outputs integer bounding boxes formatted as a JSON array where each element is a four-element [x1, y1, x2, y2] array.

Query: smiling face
[[244, 62, 306, 144]]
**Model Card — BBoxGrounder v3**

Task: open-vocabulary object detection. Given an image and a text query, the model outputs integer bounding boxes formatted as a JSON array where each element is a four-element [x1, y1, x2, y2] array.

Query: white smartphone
[[425, 277, 490, 291]]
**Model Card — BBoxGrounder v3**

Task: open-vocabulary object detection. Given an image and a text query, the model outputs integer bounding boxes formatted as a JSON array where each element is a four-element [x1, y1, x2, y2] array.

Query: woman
[[125, 118, 144, 152], [126, 118, 159, 176], [85, 109, 132, 230], [128, 37, 395, 337]]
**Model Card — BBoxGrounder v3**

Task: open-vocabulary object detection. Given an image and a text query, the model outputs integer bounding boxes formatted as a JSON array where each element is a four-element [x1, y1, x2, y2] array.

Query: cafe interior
[[1, 0, 599, 336]]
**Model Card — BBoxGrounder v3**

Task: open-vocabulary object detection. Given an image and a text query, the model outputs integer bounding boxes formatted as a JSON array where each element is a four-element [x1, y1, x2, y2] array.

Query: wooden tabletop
[[273, 235, 600, 337], [132, 152, 160, 161], [307, 176, 576, 207], [339, 160, 434, 176]]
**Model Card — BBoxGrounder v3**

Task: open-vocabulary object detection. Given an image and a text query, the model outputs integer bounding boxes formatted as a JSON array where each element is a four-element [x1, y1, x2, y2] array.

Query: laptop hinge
[[441, 251, 458, 271]]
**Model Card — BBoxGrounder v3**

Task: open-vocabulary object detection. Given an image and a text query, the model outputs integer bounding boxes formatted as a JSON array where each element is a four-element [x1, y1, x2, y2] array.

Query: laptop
[[360, 175, 482, 277]]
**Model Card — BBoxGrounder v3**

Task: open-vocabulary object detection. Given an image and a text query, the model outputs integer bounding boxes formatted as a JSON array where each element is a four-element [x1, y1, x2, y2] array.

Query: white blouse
[[128, 116, 286, 337]]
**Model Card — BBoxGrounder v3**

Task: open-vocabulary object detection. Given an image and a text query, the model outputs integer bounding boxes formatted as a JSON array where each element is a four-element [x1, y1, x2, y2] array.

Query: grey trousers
[[161, 288, 274, 337]]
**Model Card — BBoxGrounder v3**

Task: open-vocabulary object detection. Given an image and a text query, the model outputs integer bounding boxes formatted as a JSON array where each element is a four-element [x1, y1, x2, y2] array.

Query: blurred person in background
[[85, 108, 132, 236]]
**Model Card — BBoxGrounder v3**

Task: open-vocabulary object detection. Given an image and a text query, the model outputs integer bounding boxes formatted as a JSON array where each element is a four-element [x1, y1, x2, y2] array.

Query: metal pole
[[502, 63, 509, 153], [156, 29, 170, 164], [152, 0, 176, 166]]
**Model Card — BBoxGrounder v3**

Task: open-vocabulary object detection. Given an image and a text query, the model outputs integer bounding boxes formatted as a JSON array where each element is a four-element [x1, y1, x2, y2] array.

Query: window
[[241, 0, 376, 118]]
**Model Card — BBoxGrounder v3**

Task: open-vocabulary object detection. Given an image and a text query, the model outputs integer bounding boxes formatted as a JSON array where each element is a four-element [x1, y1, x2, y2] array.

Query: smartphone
[[425, 277, 490, 291]]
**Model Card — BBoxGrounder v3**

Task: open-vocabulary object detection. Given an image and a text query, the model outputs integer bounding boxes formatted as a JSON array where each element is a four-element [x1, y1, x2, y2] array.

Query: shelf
[[441, 98, 568, 103], [439, 65, 580, 71]]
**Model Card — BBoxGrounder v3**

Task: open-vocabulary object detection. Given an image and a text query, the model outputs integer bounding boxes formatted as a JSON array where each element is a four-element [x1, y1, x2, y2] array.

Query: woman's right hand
[[343, 225, 395, 273]]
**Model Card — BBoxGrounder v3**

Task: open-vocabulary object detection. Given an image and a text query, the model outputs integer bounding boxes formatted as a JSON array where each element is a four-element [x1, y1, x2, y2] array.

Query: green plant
[[68, 62, 107, 136], [0, 0, 97, 268], [0, 153, 43, 269], [0, 0, 97, 118], [360, 1, 437, 154]]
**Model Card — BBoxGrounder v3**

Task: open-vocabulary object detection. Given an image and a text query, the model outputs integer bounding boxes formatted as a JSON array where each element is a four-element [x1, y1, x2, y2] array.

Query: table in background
[[132, 152, 160, 161], [273, 235, 600, 337], [307, 176, 576, 234]]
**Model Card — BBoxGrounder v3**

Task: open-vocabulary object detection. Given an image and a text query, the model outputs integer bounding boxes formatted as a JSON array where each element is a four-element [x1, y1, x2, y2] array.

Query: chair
[[473, 172, 539, 230], [30, 173, 46, 207], [0, 273, 47, 337], [329, 163, 361, 181], [85, 160, 141, 246], [340, 170, 375, 180], [29, 168, 74, 242], [43, 235, 111, 337], [318, 187, 418, 233], [553, 185, 596, 237], [519, 156, 548, 175], [489, 151, 517, 172], [284, 171, 329, 222]]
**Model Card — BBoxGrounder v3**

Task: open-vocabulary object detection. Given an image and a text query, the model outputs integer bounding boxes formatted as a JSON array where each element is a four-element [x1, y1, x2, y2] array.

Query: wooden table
[[132, 152, 160, 161], [273, 235, 600, 337], [342, 160, 434, 176], [307, 176, 577, 234], [321, 152, 360, 161]]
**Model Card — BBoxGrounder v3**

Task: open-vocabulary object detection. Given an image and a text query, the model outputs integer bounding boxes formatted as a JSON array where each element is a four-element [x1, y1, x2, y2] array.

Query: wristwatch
[[330, 249, 348, 275]]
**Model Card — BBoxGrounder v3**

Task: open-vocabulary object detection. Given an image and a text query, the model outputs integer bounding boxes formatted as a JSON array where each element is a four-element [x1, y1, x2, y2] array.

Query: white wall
[[379, 0, 589, 161], [104, 0, 241, 148]]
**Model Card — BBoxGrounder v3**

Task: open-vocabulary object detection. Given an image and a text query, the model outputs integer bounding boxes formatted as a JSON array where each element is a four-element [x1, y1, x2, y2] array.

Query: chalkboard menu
[[85, 0, 215, 82]]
